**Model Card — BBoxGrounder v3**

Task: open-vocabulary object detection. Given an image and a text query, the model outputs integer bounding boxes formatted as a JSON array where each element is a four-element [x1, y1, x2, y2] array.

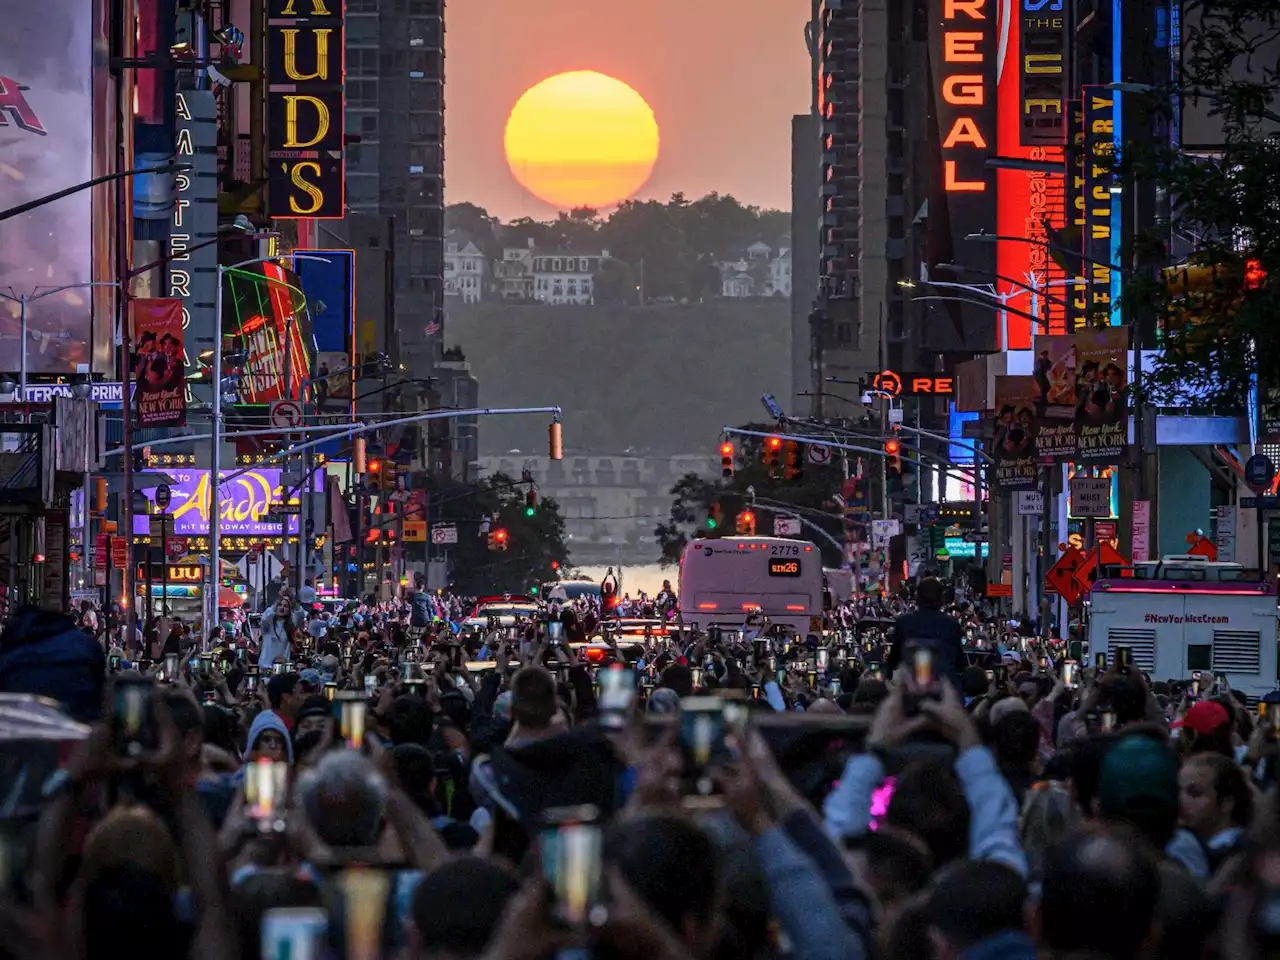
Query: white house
[[746, 240, 773, 261], [530, 249, 608, 305], [720, 259, 755, 298], [494, 239, 536, 300], [444, 231, 486, 304]]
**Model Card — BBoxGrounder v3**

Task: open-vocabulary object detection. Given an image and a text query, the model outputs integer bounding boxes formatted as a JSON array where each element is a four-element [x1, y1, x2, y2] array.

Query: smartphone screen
[[245, 758, 289, 833], [1063, 661, 1078, 687], [363, 674, 378, 696], [547, 620, 565, 643], [260, 907, 328, 960], [323, 682, 338, 701], [109, 654, 122, 671], [162, 652, 180, 681], [912, 647, 937, 689], [338, 695, 367, 749], [538, 805, 603, 928], [680, 697, 729, 797], [113, 676, 155, 757], [1116, 646, 1132, 669], [598, 665, 634, 731], [817, 648, 829, 672], [1095, 652, 1108, 670]]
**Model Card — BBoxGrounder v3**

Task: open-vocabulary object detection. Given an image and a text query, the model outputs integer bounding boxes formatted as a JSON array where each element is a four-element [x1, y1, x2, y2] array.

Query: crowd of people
[[0, 574, 1275, 959]]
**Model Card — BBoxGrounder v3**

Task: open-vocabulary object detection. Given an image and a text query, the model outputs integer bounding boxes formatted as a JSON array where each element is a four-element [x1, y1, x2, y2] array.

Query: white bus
[[1088, 554, 1278, 701], [678, 536, 825, 636]]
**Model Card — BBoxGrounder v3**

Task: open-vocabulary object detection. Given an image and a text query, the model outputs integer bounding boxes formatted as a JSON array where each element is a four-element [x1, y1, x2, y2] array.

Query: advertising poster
[[224, 260, 315, 403], [993, 376, 1039, 489], [0, 2, 96, 374], [131, 298, 186, 427], [1030, 334, 1077, 460], [133, 468, 323, 537], [1074, 327, 1129, 463], [1259, 384, 1280, 444]]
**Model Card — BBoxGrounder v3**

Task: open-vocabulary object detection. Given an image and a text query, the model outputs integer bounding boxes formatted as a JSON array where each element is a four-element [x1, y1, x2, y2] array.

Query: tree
[[653, 426, 847, 568], [599, 200, 688, 299], [444, 203, 502, 260], [594, 257, 636, 305], [426, 472, 570, 596], [1126, 0, 1280, 411]]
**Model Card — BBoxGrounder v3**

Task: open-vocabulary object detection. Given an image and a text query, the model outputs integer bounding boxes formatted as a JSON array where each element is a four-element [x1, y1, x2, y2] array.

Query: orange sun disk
[[504, 70, 660, 210]]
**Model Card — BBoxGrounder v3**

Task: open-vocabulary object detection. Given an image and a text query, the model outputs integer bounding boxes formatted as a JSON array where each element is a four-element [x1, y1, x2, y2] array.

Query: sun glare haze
[[503, 70, 661, 211]]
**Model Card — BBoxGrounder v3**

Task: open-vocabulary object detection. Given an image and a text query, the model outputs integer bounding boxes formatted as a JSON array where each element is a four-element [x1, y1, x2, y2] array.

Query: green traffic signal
[[706, 517, 717, 529], [525, 506, 536, 517]]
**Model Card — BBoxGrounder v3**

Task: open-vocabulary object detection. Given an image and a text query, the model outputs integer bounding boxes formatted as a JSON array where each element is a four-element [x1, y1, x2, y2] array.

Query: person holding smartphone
[[884, 578, 966, 693]]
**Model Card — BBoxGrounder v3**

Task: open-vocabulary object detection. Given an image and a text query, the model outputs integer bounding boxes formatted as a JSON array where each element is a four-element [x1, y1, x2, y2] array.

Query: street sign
[[806, 443, 832, 465], [773, 516, 802, 537], [1241, 496, 1279, 510], [403, 521, 428, 542], [1070, 477, 1111, 517], [1015, 491, 1044, 516], [271, 503, 301, 515], [1095, 520, 1118, 542], [269, 399, 304, 430], [110, 536, 127, 568], [149, 515, 169, 538], [165, 536, 188, 560], [904, 503, 939, 523], [154, 483, 171, 511], [1045, 545, 1089, 605], [1245, 454, 1276, 489], [430, 523, 458, 545]]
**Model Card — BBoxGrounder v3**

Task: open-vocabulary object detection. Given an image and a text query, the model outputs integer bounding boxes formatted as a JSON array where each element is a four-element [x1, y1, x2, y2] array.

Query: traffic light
[[783, 440, 803, 481], [707, 501, 722, 530], [763, 436, 782, 474], [525, 489, 537, 516], [94, 477, 107, 514], [549, 421, 563, 460], [735, 510, 757, 535], [354, 436, 368, 475], [720, 442, 735, 479], [884, 436, 902, 473], [488, 528, 509, 551]]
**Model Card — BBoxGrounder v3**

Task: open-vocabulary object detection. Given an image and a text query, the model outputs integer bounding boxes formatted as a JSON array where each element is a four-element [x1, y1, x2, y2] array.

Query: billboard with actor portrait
[[1030, 334, 1077, 461], [994, 376, 1040, 489], [1074, 327, 1129, 464], [131, 298, 187, 427], [0, 0, 97, 374]]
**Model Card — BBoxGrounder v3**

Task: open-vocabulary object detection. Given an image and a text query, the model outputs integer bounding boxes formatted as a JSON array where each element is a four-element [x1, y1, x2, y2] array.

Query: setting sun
[[504, 70, 660, 211]]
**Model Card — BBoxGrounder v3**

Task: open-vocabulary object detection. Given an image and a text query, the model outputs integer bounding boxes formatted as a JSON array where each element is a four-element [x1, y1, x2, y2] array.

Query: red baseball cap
[[1172, 700, 1230, 735]]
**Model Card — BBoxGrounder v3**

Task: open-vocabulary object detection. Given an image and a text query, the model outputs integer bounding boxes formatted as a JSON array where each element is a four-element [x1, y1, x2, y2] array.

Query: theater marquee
[[1018, 0, 1067, 146], [267, 0, 345, 219]]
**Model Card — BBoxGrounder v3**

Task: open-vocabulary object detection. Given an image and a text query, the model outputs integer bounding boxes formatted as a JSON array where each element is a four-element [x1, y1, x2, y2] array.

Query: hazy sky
[[444, 0, 812, 222]]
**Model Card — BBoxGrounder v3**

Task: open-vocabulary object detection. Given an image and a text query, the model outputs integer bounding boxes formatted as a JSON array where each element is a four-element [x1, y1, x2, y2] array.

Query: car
[[460, 596, 541, 632]]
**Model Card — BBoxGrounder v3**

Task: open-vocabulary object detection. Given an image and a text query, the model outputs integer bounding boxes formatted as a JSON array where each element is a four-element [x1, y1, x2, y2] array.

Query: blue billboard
[[293, 250, 354, 455]]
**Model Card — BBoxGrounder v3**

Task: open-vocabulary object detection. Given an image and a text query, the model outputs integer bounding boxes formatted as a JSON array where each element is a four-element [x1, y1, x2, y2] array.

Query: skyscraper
[[344, 0, 445, 370]]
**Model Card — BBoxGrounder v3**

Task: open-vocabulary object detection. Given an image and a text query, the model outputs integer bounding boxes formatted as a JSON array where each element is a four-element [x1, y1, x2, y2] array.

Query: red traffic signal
[[494, 528, 508, 544], [735, 510, 757, 535], [884, 437, 902, 471], [783, 440, 803, 481], [720, 442, 735, 479], [763, 435, 782, 472]]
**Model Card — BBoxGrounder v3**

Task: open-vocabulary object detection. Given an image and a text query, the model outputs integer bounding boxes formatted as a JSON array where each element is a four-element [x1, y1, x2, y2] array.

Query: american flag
[[424, 319, 441, 337]]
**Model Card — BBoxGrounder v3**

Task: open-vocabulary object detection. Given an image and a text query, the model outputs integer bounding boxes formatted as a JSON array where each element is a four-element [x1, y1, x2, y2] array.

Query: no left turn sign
[[269, 400, 304, 429], [807, 443, 832, 465]]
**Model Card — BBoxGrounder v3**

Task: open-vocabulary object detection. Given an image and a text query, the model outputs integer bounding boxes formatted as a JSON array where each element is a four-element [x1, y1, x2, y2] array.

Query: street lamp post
[[206, 254, 327, 634]]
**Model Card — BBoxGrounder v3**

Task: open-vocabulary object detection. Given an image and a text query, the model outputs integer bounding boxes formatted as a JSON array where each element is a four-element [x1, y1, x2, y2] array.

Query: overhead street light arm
[[927, 265, 1084, 307], [965, 232, 1121, 274], [0, 163, 192, 223], [912, 295, 1051, 332]]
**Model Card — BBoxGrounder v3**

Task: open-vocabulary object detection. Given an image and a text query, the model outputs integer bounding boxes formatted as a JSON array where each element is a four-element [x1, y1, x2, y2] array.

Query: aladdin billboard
[[0, 0, 112, 374], [134, 467, 324, 537]]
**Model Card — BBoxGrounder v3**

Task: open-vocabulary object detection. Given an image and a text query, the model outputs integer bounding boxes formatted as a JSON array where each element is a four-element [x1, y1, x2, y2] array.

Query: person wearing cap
[[1172, 700, 1234, 760], [297, 667, 324, 698], [293, 695, 334, 741], [1093, 732, 1211, 879]]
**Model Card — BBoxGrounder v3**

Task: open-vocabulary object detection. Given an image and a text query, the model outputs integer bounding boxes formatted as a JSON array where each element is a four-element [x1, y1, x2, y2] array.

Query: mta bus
[[1088, 554, 1279, 701], [678, 536, 825, 636]]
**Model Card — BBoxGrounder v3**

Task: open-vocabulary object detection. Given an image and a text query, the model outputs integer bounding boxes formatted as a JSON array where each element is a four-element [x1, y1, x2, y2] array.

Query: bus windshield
[[678, 536, 824, 635]]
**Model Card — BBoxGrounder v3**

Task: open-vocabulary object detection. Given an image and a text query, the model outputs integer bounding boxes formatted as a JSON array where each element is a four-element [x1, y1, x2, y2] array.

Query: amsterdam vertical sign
[[267, 0, 345, 219], [1082, 87, 1116, 326]]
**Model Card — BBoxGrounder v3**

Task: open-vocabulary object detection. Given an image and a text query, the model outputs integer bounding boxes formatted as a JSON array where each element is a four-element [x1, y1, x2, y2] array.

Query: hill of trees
[[445, 192, 791, 302], [446, 301, 792, 457]]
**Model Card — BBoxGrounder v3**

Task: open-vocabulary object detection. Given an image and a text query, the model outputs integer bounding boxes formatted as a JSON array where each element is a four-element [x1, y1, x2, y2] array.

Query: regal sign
[[267, 0, 345, 219], [933, 0, 997, 194]]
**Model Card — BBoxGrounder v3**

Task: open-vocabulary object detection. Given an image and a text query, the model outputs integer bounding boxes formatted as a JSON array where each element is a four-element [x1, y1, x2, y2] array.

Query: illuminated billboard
[[134, 467, 324, 537], [1082, 87, 1116, 327], [995, 0, 1068, 348], [927, 0, 999, 342], [0, 2, 100, 374], [223, 261, 316, 403], [267, 0, 346, 219], [172, 91, 220, 377], [293, 249, 354, 455]]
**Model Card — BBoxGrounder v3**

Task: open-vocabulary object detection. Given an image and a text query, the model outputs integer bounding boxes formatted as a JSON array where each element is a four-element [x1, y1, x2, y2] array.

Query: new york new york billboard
[[0, 1, 96, 373]]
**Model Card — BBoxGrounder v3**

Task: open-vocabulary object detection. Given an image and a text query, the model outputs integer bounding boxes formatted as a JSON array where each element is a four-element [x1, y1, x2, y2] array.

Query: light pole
[[206, 254, 326, 634], [0, 282, 120, 404]]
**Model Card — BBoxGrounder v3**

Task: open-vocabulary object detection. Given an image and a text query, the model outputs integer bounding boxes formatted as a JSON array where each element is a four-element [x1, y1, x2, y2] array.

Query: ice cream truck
[[1087, 555, 1278, 701]]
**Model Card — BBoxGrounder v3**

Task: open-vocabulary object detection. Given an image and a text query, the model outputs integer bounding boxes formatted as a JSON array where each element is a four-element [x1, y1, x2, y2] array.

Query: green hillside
[[446, 301, 793, 457]]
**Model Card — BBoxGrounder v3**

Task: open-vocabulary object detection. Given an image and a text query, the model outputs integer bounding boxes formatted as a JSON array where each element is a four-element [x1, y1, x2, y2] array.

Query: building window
[[345, 16, 379, 44], [553, 258, 562, 271], [579, 258, 587, 272], [836, 322, 853, 345]]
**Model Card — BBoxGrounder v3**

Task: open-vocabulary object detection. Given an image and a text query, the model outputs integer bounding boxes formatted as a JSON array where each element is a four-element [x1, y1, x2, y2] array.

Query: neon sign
[[873, 370, 955, 396], [1082, 88, 1116, 325], [1018, 0, 1067, 146], [938, 0, 994, 193]]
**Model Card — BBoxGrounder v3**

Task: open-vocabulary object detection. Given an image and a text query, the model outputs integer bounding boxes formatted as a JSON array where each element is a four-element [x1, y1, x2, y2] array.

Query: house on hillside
[[747, 240, 773, 261], [531, 249, 608, 305], [444, 231, 486, 304], [768, 247, 792, 297], [720, 259, 756, 298], [494, 239, 536, 300]]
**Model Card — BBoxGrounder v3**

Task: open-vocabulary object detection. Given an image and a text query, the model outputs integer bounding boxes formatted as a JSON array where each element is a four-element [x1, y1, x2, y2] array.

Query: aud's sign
[[267, 0, 345, 218]]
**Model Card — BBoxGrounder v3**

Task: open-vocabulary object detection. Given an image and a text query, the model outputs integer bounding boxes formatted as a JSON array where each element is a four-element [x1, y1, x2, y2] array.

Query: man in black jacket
[[885, 577, 966, 691]]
